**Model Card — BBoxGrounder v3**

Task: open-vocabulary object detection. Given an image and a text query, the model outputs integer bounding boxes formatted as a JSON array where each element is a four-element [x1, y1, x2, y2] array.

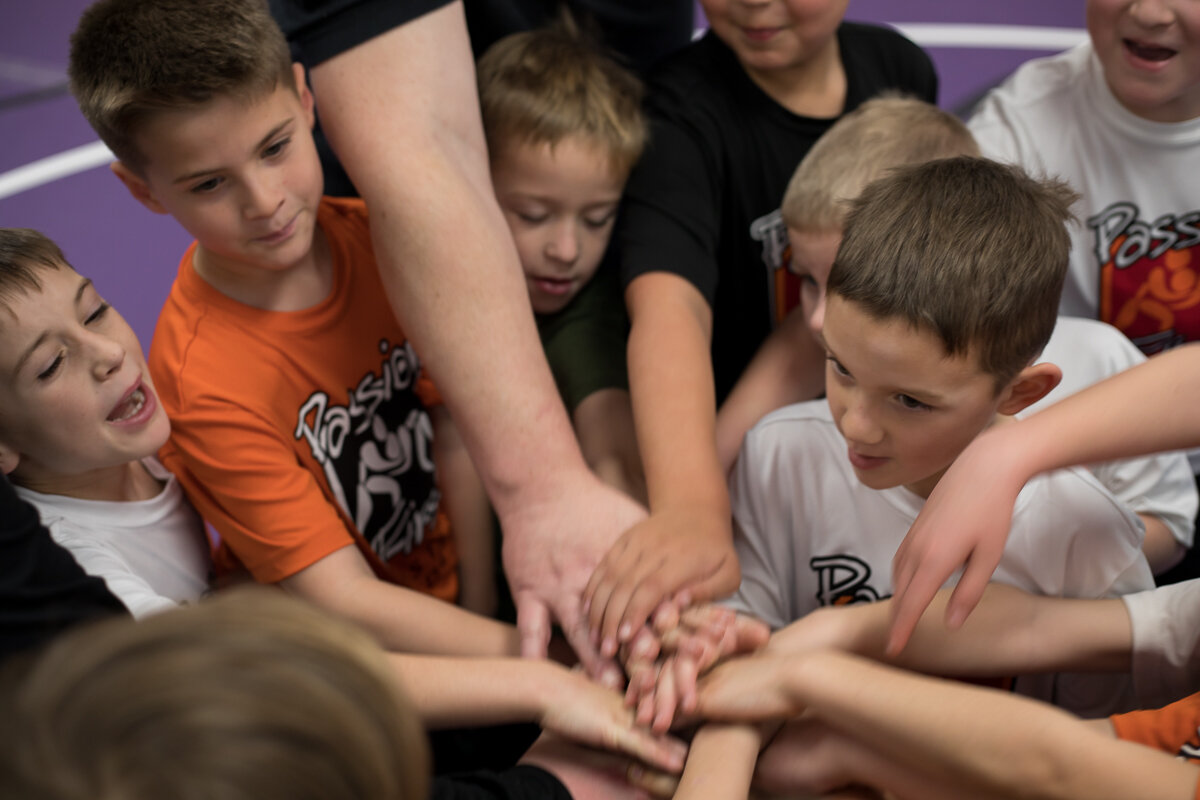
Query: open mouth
[[108, 386, 146, 422], [1125, 38, 1176, 62]]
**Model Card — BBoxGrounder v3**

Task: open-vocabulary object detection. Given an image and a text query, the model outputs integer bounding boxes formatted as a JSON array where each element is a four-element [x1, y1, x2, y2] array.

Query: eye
[[85, 302, 110, 325], [37, 353, 64, 381], [896, 393, 932, 412], [583, 210, 616, 229], [826, 355, 850, 378], [191, 176, 223, 194], [517, 211, 548, 225], [263, 137, 290, 158]]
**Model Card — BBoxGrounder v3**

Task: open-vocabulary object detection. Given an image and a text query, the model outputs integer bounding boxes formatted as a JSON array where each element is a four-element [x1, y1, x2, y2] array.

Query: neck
[[743, 36, 846, 117], [193, 227, 331, 312], [16, 460, 164, 503]]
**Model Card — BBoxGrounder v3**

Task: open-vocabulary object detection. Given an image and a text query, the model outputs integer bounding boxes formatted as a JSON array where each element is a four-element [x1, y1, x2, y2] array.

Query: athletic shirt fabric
[[618, 23, 938, 402], [151, 197, 457, 600]]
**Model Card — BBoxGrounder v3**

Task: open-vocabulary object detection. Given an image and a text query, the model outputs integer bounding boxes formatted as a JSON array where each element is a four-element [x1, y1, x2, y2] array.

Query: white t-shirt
[[15, 459, 211, 618], [728, 401, 1154, 716], [1033, 317, 1197, 547], [1122, 580, 1200, 709], [969, 42, 1200, 357]]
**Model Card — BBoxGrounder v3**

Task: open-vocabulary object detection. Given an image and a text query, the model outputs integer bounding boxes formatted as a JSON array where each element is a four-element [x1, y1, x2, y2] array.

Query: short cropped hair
[[477, 12, 648, 176], [0, 228, 68, 317], [68, 0, 294, 173], [782, 94, 979, 232], [0, 588, 429, 800], [828, 156, 1077, 388]]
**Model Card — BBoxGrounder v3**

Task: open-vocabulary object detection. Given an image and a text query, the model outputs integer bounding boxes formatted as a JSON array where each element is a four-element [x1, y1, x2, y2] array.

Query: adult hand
[[537, 666, 687, 774], [583, 507, 741, 659], [693, 653, 801, 722], [502, 473, 647, 687], [888, 427, 1027, 655]]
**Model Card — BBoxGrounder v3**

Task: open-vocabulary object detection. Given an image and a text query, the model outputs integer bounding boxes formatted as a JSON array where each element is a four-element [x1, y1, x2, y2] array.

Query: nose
[[89, 332, 126, 380], [242, 170, 285, 220], [837, 392, 884, 447], [1130, 0, 1174, 27], [545, 220, 579, 266]]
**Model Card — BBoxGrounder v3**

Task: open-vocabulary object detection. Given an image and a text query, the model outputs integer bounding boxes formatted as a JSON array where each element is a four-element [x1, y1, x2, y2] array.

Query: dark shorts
[[432, 765, 572, 800]]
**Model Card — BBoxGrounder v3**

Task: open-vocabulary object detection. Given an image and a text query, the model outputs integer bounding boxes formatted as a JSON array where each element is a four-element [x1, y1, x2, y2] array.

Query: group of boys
[[3, 0, 1200, 796]]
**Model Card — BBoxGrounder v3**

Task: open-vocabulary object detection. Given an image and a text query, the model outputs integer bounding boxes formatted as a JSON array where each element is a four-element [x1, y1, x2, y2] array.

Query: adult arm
[[890, 343, 1200, 654], [697, 650, 1199, 800], [301, 1, 644, 672]]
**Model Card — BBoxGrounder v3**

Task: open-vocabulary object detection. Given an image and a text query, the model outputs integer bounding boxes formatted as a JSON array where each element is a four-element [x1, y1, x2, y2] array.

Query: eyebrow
[[13, 277, 92, 376], [825, 340, 947, 404], [172, 119, 294, 185]]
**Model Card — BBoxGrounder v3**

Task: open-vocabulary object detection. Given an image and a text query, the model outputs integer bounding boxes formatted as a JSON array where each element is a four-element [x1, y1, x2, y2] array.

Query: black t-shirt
[[433, 765, 571, 800], [618, 23, 938, 403], [0, 474, 127, 662]]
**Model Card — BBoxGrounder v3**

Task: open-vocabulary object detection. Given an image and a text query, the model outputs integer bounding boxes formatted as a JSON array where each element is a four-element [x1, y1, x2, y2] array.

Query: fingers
[[945, 546, 999, 629], [650, 662, 678, 734], [515, 592, 552, 660], [626, 763, 682, 798], [550, 595, 624, 689]]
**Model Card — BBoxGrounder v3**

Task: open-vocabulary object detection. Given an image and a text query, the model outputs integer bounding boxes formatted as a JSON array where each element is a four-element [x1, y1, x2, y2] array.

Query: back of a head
[[68, 0, 294, 174], [0, 589, 429, 800], [781, 94, 979, 232], [828, 156, 1078, 387], [476, 10, 647, 175]]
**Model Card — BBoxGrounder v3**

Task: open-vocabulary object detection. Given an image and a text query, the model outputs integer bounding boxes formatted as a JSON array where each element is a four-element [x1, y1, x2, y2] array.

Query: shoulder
[[1020, 466, 1142, 532], [969, 44, 1089, 127], [742, 400, 841, 459], [1036, 317, 1145, 408]]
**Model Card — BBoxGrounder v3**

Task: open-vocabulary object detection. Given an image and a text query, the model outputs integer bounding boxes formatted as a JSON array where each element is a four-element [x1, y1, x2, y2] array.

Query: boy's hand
[[582, 508, 741, 659], [537, 667, 687, 774], [693, 654, 802, 721], [889, 428, 1024, 655], [502, 475, 647, 688]]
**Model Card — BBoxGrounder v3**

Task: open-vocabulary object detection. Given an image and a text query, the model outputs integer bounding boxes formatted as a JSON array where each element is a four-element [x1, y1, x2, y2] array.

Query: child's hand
[[693, 653, 804, 722], [537, 666, 687, 774], [582, 508, 741, 659]]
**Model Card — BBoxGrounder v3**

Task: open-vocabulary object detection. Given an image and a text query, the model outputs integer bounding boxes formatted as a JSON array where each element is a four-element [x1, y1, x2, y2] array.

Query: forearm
[[771, 583, 1132, 675], [673, 724, 761, 800], [385, 653, 566, 728], [1140, 513, 1186, 575], [625, 274, 728, 518], [310, 2, 587, 519], [789, 651, 1195, 800], [574, 389, 648, 506], [715, 310, 826, 473]]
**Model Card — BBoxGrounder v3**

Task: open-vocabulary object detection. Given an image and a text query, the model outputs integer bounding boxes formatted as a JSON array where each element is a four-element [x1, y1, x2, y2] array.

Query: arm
[[1141, 514, 1187, 575], [715, 308, 827, 473], [431, 405, 497, 617], [306, 1, 645, 670], [385, 652, 686, 773], [283, 544, 517, 656], [672, 724, 761, 800], [697, 650, 1200, 800], [573, 388, 647, 506], [584, 273, 741, 654], [891, 343, 1200, 653]]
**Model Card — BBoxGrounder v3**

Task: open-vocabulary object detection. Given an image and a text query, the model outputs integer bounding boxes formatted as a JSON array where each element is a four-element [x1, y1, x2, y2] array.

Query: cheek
[[508, 229, 544, 274]]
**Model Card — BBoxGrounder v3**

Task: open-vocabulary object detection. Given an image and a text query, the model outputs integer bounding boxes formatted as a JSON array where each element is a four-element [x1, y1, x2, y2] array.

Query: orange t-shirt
[[150, 197, 457, 601], [1111, 691, 1200, 799]]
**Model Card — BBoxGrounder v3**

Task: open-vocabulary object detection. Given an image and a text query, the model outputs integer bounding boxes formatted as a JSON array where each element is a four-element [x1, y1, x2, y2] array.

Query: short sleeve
[[269, 0, 453, 66]]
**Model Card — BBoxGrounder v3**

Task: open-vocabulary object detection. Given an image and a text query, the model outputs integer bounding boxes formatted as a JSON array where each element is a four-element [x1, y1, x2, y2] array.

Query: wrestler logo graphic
[[810, 554, 885, 607], [750, 208, 802, 325], [293, 339, 440, 562], [1090, 202, 1200, 354]]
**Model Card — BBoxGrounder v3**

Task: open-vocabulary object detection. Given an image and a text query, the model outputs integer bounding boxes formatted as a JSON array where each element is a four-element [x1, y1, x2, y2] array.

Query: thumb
[[515, 591, 552, 660]]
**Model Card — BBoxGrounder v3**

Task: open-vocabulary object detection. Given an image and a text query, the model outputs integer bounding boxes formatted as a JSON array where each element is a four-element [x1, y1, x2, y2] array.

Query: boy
[[0, 228, 210, 619], [67, 0, 504, 652], [717, 95, 1196, 575], [584, 0, 939, 649], [725, 157, 1153, 718], [477, 17, 647, 503]]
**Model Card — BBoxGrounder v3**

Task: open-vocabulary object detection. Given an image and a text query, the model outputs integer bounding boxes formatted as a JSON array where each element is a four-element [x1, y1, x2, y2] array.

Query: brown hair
[[477, 10, 647, 176], [828, 156, 1077, 388], [0, 228, 69, 317], [0, 588, 429, 800], [68, 0, 295, 173], [782, 94, 979, 232]]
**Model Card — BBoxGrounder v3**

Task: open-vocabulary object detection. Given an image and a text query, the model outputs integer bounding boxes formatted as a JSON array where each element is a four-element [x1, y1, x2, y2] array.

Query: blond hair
[[68, 0, 295, 173], [829, 156, 1077, 388], [0, 588, 429, 800], [781, 95, 979, 232], [477, 12, 647, 175]]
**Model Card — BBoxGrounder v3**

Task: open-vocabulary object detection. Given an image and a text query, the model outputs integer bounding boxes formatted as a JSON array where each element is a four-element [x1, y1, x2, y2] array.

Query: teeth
[[109, 388, 146, 422]]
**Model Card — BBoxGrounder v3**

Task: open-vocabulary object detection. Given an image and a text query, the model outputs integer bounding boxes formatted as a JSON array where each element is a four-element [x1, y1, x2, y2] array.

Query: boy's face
[[787, 225, 840, 340], [115, 64, 324, 279], [1087, 0, 1200, 122], [491, 136, 626, 315], [700, 0, 848, 79], [0, 266, 170, 486], [821, 294, 1004, 499]]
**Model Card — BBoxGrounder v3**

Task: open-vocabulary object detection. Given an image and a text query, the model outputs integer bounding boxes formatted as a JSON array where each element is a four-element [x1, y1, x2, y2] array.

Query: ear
[[996, 361, 1062, 416], [292, 62, 316, 129], [0, 442, 20, 476], [111, 161, 169, 215]]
